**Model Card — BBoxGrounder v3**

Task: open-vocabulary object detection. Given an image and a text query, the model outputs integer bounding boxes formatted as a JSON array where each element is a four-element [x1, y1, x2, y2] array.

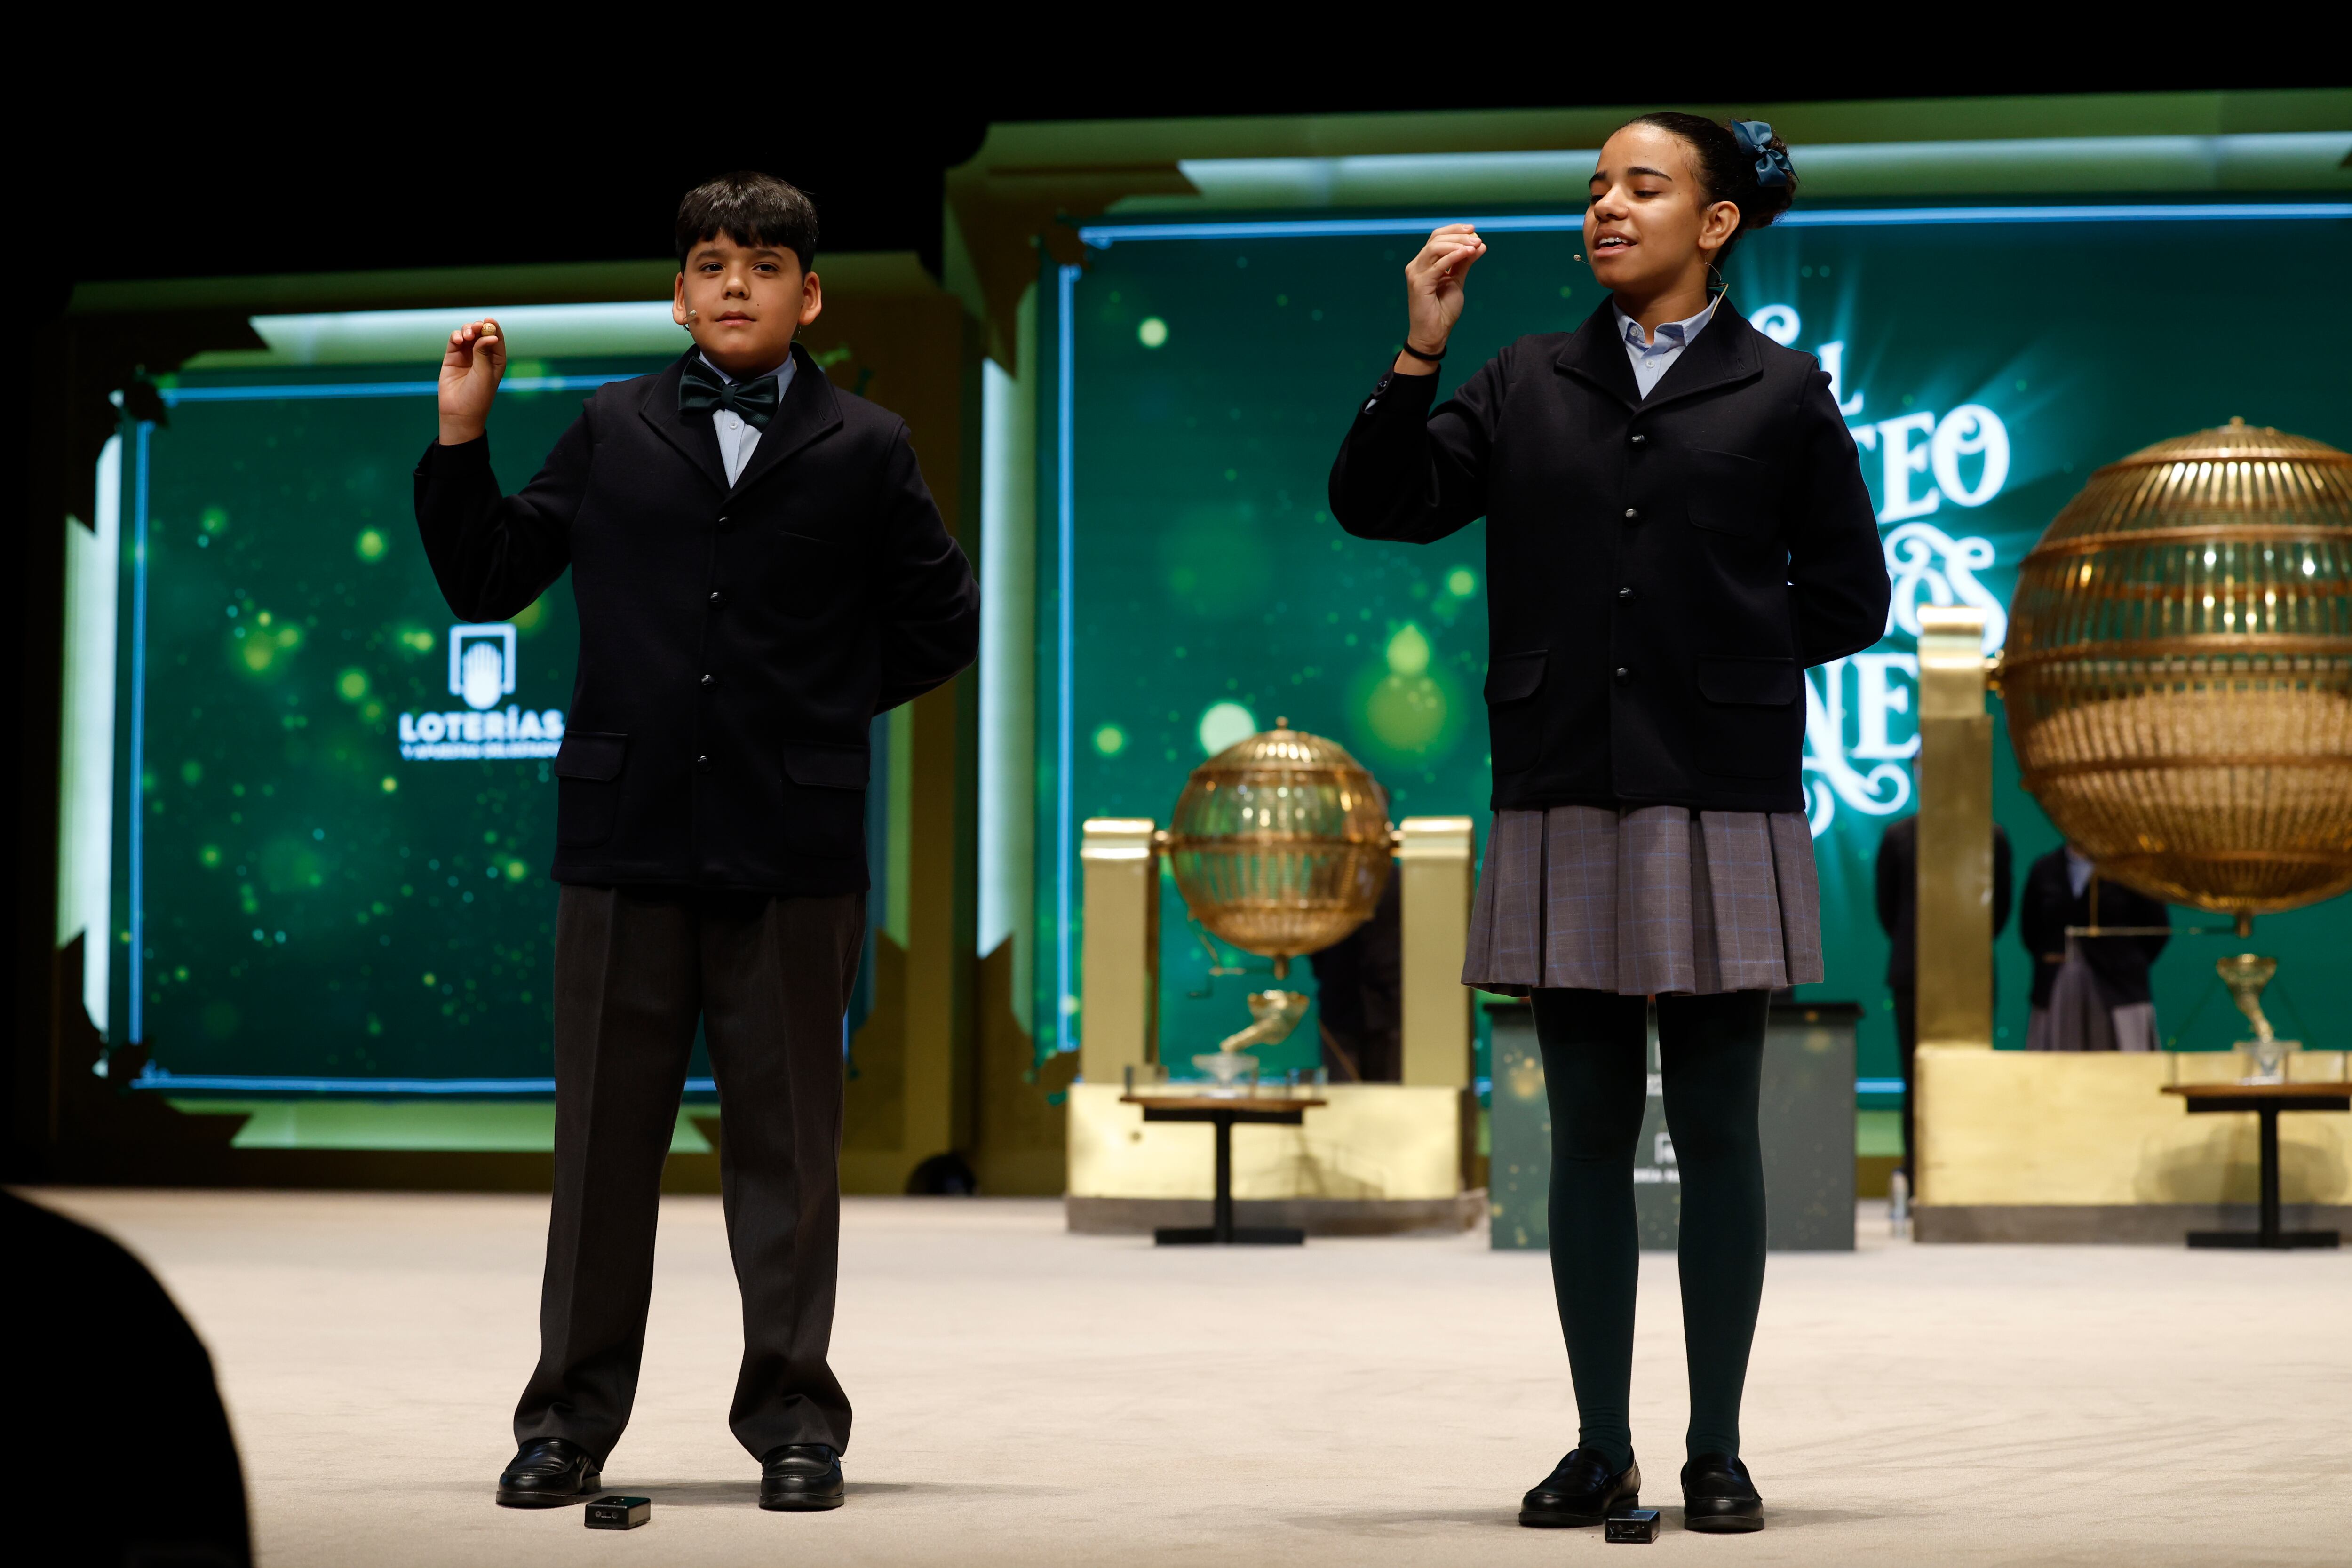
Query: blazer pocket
[[1686, 447, 1774, 540], [554, 732, 627, 847], [1484, 650, 1547, 774], [780, 740, 869, 858], [1693, 656, 1802, 779]]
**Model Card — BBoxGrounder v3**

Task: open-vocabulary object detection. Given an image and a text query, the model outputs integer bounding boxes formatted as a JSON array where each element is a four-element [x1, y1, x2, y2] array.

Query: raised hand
[[437, 318, 507, 445], [1398, 224, 1488, 372]]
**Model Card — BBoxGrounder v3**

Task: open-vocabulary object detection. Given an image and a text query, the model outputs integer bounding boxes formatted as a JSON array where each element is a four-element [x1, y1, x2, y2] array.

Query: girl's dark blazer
[[413, 343, 978, 895], [1330, 302, 1890, 815]]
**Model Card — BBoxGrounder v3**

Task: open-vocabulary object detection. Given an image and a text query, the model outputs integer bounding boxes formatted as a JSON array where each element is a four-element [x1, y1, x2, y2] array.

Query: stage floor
[[25, 1188, 2350, 1567]]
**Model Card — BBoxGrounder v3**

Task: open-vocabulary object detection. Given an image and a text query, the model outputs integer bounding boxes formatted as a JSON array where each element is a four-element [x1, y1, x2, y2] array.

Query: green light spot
[[1445, 567, 1477, 598], [1386, 623, 1432, 677], [200, 506, 229, 536], [180, 759, 204, 786], [1365, 675, 1447, 752], [1197, 701, 1257, 756], [198, 844, 222, 868], [1092, 723, 1128, 757], [336, 668, 369, 701], [354, 528, 387, 562], [1137, 317, 1169, 349]]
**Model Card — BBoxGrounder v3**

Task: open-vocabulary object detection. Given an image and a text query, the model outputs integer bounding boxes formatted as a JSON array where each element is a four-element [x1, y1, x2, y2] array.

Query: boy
[[417, 171, 978, 1512]]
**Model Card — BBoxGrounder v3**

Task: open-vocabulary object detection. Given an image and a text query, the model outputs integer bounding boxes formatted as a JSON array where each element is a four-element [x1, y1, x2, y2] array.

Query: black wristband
[[1398, 339, 1447, 364]]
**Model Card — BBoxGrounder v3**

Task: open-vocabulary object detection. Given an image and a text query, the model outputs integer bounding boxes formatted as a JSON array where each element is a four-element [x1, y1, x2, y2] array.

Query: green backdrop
[[97, 201, 2352, 1099], [116, 359, 896, 1091], [1040, 203, 2352, 1095]]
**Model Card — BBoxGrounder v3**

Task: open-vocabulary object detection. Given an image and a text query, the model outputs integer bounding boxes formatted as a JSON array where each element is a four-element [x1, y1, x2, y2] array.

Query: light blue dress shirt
[[1613, 297, 1720, 399]]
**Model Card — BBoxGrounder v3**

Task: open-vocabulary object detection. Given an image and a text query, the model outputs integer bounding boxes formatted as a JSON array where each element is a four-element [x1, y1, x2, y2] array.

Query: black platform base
[[2187, 1229, 2339, 1250], [1155, 1226, 1305, 1246]]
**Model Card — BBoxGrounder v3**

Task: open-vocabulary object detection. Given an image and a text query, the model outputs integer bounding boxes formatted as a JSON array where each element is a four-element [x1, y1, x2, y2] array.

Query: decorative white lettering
[[1884, 522, 2008, 651], [1875, 412, 1941, 522], [1851, 653, 1920, 759], [1748, 303, 1800, 345], [544, 710, 566, 739], [417, 713, 446, 742], [398, 713, 418, 743], [1803, 658, 1913, 837], [519, 710, 545, 740], [1931, 404, 2010, 507]]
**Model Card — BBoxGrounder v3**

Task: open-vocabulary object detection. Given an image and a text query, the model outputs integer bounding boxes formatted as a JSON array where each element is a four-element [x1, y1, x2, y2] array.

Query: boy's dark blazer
[[1330, 302, 1890, 814], [414, 342, 978, 894]]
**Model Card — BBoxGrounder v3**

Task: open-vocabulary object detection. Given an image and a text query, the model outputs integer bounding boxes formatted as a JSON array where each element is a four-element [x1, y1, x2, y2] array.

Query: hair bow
[[1729, 120, 1793, 188]]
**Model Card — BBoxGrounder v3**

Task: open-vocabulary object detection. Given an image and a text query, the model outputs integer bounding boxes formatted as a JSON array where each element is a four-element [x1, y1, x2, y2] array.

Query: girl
[[1329, 113, 1889, 1534]]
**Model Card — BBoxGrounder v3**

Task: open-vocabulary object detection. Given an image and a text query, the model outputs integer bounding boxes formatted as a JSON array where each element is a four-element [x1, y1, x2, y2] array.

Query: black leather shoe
[[1518, 1447, 1639, 1528], [760, 1443, 846, 1511], [1681, 1452, 1764, 1532], [496, 1437, 601, 1508]]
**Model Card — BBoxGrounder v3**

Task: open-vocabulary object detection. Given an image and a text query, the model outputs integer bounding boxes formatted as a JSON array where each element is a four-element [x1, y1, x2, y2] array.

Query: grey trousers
[[514, 884, 866, 1463]]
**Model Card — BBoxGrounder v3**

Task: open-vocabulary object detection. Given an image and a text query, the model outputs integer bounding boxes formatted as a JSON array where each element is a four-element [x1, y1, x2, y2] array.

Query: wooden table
[[2162, 1081, 2350, 1250], [1120, 1094, 1327, 1246]]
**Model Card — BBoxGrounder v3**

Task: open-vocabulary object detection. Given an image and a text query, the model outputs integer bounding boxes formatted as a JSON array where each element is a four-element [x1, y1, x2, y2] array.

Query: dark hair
[[675, 171, 819, 272], [1621, 113, 1797, 263]]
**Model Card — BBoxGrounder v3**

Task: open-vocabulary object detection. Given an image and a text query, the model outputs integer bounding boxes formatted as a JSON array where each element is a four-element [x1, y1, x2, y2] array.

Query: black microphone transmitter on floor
[[585, 1495, 652, 1530], [1605, 1507, 1661, 1542]]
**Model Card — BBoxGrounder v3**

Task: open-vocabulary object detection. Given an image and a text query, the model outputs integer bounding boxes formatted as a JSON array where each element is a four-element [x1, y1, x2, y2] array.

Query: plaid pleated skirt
[[1462, 805, 1824, 997]]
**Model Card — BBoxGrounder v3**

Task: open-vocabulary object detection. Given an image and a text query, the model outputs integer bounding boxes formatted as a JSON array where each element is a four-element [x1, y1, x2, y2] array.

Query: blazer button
[[1629, 433, 1647, 447], [700, 673, 718, 690], [695, 754, 712, 772], [1618, 586, 1636, 601], [1614, 666, 1632, 682], [708, 590, 725, 610], [717, 514, 733, 531], [1623, 507, 1641, 521]]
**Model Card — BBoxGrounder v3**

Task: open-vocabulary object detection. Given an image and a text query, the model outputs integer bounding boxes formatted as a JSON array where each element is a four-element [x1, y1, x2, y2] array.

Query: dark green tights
[[1533, 987, 1769, 1472]]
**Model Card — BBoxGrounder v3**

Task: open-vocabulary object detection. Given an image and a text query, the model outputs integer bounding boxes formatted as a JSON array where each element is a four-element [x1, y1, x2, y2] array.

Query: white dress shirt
[[1613, 296, 1721, 399], [698, 350, 798, 486]]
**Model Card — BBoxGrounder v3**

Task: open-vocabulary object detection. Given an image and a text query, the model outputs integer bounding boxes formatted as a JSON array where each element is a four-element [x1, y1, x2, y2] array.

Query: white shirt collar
[[1614, 295, 1720, 353]]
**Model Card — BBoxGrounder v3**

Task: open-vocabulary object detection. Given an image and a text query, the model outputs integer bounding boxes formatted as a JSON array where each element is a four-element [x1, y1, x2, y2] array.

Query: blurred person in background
[[2021, 843, 2170, 1052]]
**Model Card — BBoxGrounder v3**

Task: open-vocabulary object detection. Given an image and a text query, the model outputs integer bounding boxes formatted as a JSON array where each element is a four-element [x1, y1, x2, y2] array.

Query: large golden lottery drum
[[1165, 721, 1392, 969], [2003, 419, 2352, 915]]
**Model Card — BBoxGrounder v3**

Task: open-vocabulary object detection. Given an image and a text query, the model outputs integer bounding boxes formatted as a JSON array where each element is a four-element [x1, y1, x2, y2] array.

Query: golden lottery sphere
[[1165, 720, 1393, 966], [2003, 419, 2352, 914]]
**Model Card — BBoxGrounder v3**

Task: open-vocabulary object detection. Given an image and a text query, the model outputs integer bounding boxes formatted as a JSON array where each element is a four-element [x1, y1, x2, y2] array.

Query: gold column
[[1397, 816, 1476, 1088], [1079, 818, 1160, 1083], [1915, 606, 1995, 1052]]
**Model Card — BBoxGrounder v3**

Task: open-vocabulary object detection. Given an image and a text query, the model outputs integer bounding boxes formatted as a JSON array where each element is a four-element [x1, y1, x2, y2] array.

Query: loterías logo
[[397, 623, 566, 762]]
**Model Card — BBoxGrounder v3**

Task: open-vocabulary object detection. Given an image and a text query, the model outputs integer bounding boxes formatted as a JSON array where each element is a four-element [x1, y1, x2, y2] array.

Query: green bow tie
[[679, 359, 780, 430]]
